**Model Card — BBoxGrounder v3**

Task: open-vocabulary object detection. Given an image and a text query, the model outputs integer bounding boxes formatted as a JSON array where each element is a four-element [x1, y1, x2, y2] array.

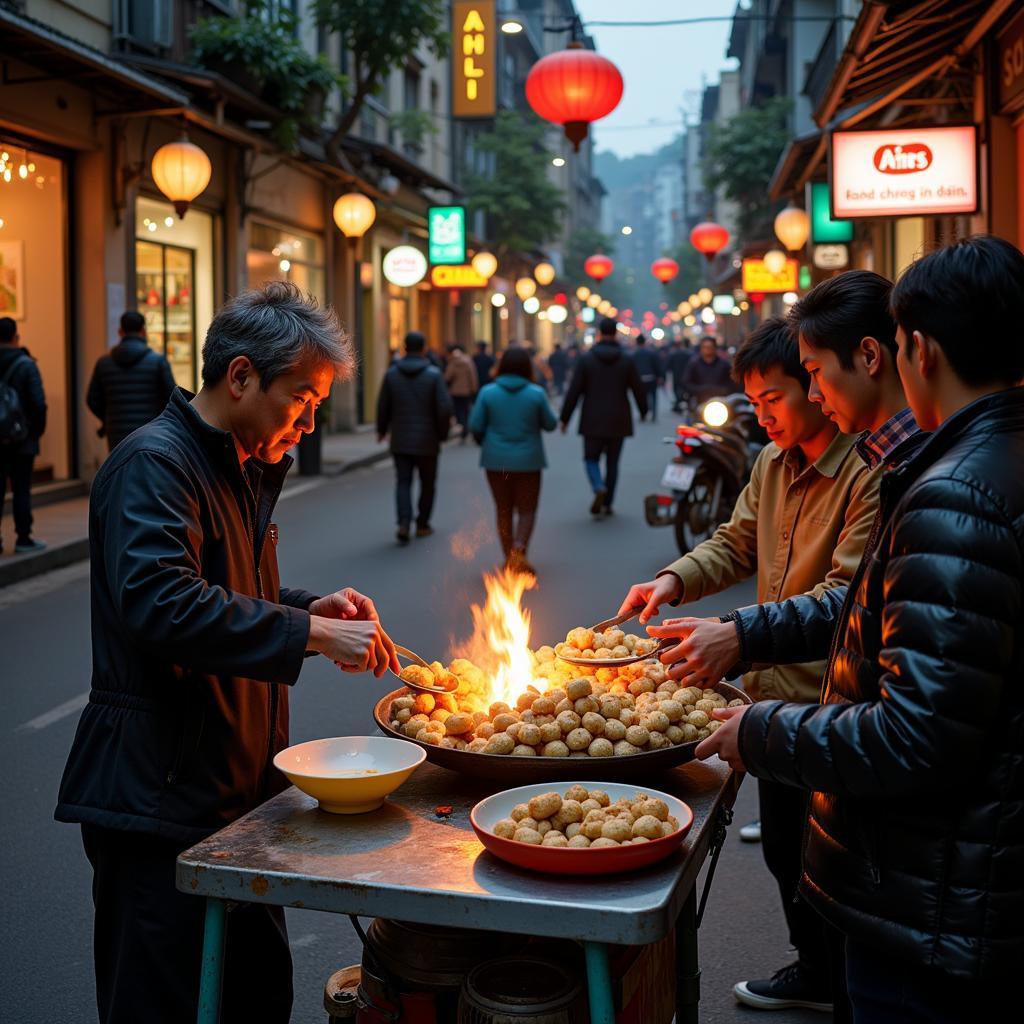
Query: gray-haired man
[[56, 282, 399, 1024]]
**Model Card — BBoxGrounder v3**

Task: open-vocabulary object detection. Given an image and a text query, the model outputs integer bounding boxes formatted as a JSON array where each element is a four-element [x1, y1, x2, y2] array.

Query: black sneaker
[[396, 527, 410, 546], [734, 961, 832, 1013], [14, 538, 46, 554], [590, 489, 607, 516], [415, 524, 434, 538]]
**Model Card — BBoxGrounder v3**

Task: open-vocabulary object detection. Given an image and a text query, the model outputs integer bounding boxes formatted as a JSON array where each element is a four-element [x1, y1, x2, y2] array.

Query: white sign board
[[382, 245, 427, 287], [830, 125, 978, 219], [812, 244, 849, 270]]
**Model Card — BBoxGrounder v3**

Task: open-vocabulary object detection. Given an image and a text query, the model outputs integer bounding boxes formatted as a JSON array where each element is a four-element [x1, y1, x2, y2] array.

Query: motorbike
[[644, 393, 767, 556]]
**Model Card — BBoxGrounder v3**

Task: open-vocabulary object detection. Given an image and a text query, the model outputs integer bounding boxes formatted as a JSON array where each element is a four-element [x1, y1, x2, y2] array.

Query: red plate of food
[[470, 781, 693, 875]]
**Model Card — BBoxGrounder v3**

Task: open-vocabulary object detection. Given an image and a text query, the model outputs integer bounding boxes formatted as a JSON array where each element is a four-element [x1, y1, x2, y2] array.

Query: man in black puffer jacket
[[87, 311, 176, 451], [695, 236, 1024, 1019], [376, 330, 453, 544]]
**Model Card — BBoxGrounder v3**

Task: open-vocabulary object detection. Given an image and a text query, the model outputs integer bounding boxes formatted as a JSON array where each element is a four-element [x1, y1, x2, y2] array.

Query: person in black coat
[[682, 335, 734, 406], [55, 281, 398, 1024], [376, 331, 453, 544], [691, 236, 1024, 1020], [560, 317, 647, 517], [472, 340, 496, 390], [86, 311, 176, 452], [547, 342, 569, 395], [666, 339, 693, 411], [0, 316, 47, 554], [630, 333, 664, 420]]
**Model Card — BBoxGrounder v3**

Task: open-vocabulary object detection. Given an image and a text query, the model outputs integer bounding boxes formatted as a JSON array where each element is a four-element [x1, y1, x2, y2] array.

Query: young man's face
[[235, 356, 333, 463], [700, 341, 717, 362], [799, 334, 878, 435], [744, 365, 831, 451]]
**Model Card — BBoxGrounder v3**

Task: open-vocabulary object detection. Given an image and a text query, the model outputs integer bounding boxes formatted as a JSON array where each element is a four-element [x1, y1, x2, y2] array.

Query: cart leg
[[583, 941, 615, 1024], [197, 898, 227, 1024], [676, 888, 700, 1024]]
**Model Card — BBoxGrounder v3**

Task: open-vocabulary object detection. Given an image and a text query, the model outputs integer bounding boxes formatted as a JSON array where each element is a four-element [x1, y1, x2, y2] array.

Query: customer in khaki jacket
[[619, 318, 879, 1017]]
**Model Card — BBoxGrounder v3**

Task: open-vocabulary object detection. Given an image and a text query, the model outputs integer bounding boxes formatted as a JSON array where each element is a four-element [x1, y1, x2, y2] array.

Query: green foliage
[[190, 2, 345, 152], [464, 111, 567, 258], [702, 98, 792, 241], [390, 109, 439, 151], [314, 0, 450, 140], [564, 228, 615, 285]]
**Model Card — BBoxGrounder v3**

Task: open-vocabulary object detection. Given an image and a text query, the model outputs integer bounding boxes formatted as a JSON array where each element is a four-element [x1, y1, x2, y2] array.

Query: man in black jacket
[[56, 282, 399, 1024], [692, 236, 1024, 1019], [86, 310, 176, 451], [682, 335, 734, 406], [631, 333, 664, 420], [377, 330, 453, 544], [0, 316, 47, 553], [666, 338, 692, 411], [560, 317, 647, 517]]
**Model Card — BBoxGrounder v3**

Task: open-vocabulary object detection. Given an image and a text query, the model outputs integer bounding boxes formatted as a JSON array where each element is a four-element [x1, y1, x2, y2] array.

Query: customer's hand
[[617, 574, 682, 624], [309, 588, 381, 623], [647, 616, 739, 686], [694, 706, 749, 772], [307, 616, 398, 677]]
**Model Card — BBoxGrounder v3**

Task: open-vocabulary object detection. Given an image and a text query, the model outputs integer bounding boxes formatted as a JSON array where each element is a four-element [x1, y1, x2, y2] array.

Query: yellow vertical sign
[[453, 0, 496, 118]]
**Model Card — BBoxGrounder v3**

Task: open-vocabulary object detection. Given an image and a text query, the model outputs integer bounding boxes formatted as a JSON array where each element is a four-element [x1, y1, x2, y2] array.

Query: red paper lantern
[[584, 254, 614, 282], [690, 221, 730, 261], [526, 44, 624, 151], [651, 259, 679, 285]]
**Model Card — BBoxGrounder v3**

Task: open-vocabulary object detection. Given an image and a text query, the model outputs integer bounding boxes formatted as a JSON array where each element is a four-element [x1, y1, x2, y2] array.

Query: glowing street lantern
[[534, 261, 556, 286], [584, 254, 614, 282], [333, 193, 376, 239], [515, 277, 537, 300], [689, 221, 730, 261], [763, 249, 788, 275], [471, 251, 498, 279], [774, 204, 810, 251], [650, 257, 679, 284], [576, 285, 591, 301], [151, 136, 212, 218]]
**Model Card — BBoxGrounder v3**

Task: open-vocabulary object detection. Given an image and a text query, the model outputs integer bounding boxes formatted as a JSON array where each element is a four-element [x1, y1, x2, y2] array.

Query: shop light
[[552, 157, 566, 167], [279, 259, 291, 272], [515, 277, 537, 300], [164, 216, 174, 227], [523, 296, 540, 314], [537, 310, 548, 321], [471, 251, 498, 279], [700, 307, 715, 324], [651, 327, 665, 340], [473, 302, 482, 312], [586, 293, 602, 308], [501, 18, 524, 33], [688, 293, 700, 307], [763, 249, 787, 275], [547, 304, 568, 324], [18, 164, 27, 180], [684, 314, 696, 327], [534, 262, 556, 286], [677, 301, 691, 316], [490, 292, 506, 308], [333, 192, 376, 240], [147, 222, 157, 232], [621, 225, 632, 235], [151, 136, 212, 219], [2, 169, 10, 183], [783, 291, 799, 305], [359, 262, 375, 288], [697, 287, 713, 305], [0, 218, 4, 229], [576, 285, 590, 301]]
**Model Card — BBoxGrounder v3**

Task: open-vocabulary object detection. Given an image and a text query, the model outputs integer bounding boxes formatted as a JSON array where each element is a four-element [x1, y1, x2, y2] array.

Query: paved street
[[1, 407, 823, 1023]]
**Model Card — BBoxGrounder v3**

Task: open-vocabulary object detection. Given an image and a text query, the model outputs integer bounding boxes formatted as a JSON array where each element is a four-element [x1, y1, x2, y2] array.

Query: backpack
[[0, 354, 29, 446]]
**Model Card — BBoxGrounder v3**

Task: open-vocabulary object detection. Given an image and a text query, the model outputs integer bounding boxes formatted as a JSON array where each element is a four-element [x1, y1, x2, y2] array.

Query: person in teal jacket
[[469, 346, 557, 576]]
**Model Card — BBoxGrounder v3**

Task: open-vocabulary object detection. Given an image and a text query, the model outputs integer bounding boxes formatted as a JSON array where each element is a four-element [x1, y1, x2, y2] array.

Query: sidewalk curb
[[320, 449, 391, 477]]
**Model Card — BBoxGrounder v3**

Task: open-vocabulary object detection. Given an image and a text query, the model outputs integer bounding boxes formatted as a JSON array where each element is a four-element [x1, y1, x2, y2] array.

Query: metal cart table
[[177, 758, 740, 1024]]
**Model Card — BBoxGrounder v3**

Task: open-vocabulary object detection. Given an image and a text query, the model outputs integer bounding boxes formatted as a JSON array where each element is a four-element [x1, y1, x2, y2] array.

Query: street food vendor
[[55, 282, 399, 1024]]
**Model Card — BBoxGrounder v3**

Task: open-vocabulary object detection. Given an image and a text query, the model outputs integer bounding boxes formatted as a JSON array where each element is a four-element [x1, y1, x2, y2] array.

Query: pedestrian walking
[[631, 333, 664, 420], [469, 346, 557, 577], [472, 340, 495, 388], [682, 335, 734, 406], [559, 316, 647, 517], [547, 342, 569, 396], [0, 316, 47, 554], [443, 343, 479, 442], [86, 310, 176, 452], [376, 331, 453, 544], [620, 317, 882, 1019], [54, 281, 399, 1024], [666, 338, 692, 412], [688, 235, 1024, 1022]]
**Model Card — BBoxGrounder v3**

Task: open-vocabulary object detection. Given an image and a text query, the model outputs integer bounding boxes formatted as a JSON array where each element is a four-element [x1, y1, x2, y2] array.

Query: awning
[[341, 137, 459, 195], [815, 0, 1018, 128], [0, 7, 189, 108], [768, 129, 827, 200]]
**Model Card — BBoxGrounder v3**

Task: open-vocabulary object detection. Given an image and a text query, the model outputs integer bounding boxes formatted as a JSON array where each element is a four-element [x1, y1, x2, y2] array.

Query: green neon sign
[[809, 182, 854, 243], [428, 206, 466, 265]]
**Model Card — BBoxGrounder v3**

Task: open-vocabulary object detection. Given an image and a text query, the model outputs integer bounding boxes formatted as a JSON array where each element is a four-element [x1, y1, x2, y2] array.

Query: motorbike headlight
[[702, 400, 729, 427]]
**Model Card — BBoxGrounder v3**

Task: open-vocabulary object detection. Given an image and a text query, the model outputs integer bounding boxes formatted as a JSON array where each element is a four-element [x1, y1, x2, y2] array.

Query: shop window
[[114, 0, 173, 52], [135, 196, 215, 392], [247, 221, 325, 305]]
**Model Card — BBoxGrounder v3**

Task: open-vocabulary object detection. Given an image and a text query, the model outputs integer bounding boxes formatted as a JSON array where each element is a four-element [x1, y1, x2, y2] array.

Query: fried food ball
[[566, 822, 584, 839], [632, 814, 665, 840], [531, 696, 556, 716], [513, 827, 543, 845], [603, 719, 627, 742], [555, 697, 575, 715], [588, 789, 611, 807], [512, 744, 538, 757], [574, 695, 600, 716], [466, 737, 488, 752], [728, 698, 746, 708], [581, 712, 606, 736], [687, 710, 710, 728], [492, 713, 520, 733], [445, 713, 473, 735], [476, 722, 496, 740], [505, 722, 522, 743], [660, 699, 685, 723], [696, 728, 710, 741], [647, 731, 669, 750], [587, 737, 614, 757], [582, 818, 606, 840], [566, 678, 593, 700], [568, 834, 592, 848], [528, 792, 562, 820], [539, 722, 562, 743], [536, 820, 552, 836], [679, 723, 699, 742], [517, 723, 542, 747], [395, 708, 412, 724], [483, 733, 514, 755], [510, 803, 531, 822], [601, 819, 632, 843], [561, 727, 587, 751], [555, 710, 581, 734], [628, 677, 656, 696], [645, 710, 671, 733], [579, 798, 602, 814], [665, 725, 684, 744], [412, 690, 437, 713], [613, 740, 641, 756], [392, 696, 416, 712], [635, 798, 669, 822], [515, 692, 537, 712], [494, 818, 517, 839], [661, 820, 677, 837], [625, 725, 650, 747], [694, 698, 718, 715], [404, 718, 429, 738], [567, 627, 595, 651], [598, 695, 622, 719], [562, 785, 588, 804], [472, 711, 490, 727], [679, 686, 703, 705], [541, 830, 568, 847], [535, 645, 556, 663], [609, 645, 629, 659], [590, 837, 619, 849], [622, 634, 638, 651], [539, 740, 569, 757], [594, 648, 614, 660], [420, 730, 441, 745]]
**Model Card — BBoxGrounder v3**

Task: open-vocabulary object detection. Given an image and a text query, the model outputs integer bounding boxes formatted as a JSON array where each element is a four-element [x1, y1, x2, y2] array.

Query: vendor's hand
[[307, 616, 399, 677], [694, 706, 749, 772], [618, 574, 682, 624], [309, 588, 381, 623], [647, 616, 739, 687]]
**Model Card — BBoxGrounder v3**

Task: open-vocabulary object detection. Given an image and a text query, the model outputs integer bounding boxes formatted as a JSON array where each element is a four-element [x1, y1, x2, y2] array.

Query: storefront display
[[134, 196, 214, 391], [246, 221, 325, 303]]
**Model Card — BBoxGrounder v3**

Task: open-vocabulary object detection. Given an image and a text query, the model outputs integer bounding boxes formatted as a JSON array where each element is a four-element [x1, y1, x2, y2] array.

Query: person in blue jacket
[[469, 346, 557, 576]]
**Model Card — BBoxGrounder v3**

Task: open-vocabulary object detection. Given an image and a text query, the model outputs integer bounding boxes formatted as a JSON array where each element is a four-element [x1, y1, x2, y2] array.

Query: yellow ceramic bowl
[[273, 736, 426, 814]]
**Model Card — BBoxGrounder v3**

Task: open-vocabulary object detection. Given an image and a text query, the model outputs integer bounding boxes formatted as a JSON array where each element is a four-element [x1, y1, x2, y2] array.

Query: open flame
[[451, 567, 537, 708]]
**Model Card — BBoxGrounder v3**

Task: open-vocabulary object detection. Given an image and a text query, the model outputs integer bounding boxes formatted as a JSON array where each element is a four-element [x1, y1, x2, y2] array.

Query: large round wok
[[373, 681, 750, 782]]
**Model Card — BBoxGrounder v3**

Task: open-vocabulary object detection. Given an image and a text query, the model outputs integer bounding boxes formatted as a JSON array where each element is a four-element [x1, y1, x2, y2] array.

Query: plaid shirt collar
[[855, 407, 920, 468]]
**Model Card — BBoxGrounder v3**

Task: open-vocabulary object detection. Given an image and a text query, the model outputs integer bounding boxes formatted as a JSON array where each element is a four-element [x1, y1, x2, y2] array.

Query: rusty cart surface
[[177, 758, 741, 1024]]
